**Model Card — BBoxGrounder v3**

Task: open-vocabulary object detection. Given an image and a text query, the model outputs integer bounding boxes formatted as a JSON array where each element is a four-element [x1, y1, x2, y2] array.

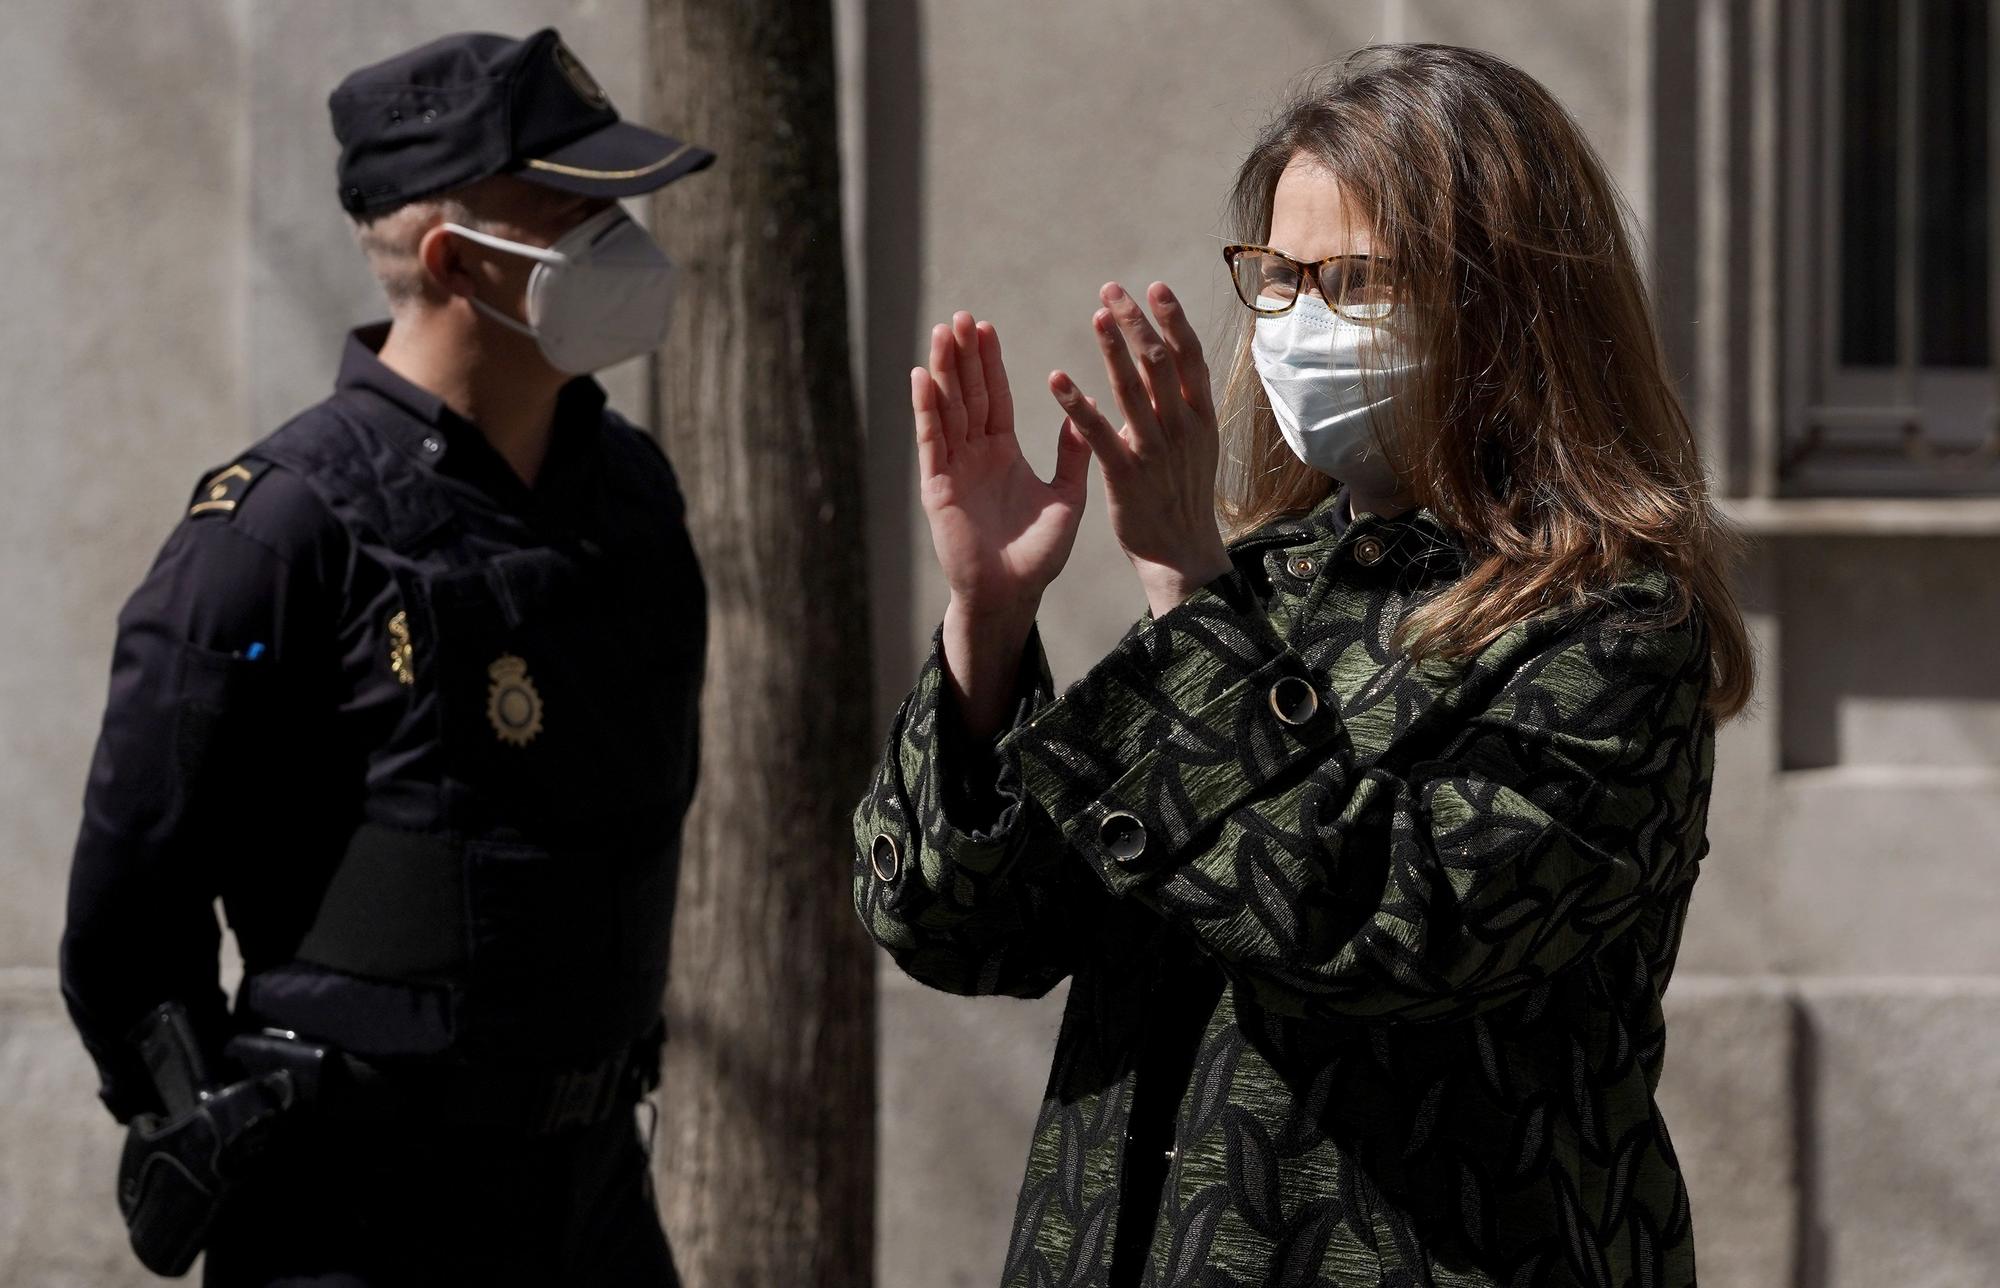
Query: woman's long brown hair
[[1217, 44, 1753, 724]]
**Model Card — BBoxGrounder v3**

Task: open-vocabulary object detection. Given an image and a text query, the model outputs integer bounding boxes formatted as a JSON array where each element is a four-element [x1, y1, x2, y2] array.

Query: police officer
[[60, 28, 711, 1285]]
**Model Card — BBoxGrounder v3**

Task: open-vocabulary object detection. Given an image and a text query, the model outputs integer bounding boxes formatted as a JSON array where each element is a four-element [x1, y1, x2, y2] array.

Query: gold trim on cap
[[523, 141, 695, 181]]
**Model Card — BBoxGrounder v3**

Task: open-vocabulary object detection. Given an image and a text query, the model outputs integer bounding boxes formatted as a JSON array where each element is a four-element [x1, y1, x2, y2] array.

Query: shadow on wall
[[1775, 537, 2000, 770], [863, 0, 923, 731]]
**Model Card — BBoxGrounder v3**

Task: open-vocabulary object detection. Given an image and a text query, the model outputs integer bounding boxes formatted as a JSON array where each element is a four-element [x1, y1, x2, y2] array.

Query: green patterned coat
[[852, 490, 1716, 1287]]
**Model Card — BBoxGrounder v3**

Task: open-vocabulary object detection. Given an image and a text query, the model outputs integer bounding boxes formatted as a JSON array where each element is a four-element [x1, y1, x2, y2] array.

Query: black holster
[[115, 1004, 298, 1277]]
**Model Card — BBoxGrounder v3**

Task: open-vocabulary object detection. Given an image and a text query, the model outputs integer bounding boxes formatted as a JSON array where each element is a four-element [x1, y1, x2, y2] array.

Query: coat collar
[[1227, 484, 1464, 564]]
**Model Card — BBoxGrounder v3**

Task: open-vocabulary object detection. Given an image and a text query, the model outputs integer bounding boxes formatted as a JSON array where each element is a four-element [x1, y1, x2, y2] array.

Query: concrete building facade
[[2, 2, 1993, 1285]]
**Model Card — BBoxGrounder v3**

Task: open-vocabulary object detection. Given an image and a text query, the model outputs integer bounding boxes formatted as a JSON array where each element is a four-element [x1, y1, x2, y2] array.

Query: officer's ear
[[417, 223, 481, 302]]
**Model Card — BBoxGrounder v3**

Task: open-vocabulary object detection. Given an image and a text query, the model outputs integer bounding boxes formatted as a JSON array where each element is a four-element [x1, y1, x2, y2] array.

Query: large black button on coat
[[1096, 811, 1148, 865], [1266, 674, 1320, 726]]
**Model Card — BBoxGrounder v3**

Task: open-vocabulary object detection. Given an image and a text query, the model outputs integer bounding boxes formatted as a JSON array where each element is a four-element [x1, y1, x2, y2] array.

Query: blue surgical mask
[[1250, 294, 1421, 493]]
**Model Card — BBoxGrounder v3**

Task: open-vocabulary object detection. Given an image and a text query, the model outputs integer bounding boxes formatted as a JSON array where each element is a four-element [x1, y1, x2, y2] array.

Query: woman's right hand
[[916, 312, 1091, 618], [915, 312, 1091, 739]]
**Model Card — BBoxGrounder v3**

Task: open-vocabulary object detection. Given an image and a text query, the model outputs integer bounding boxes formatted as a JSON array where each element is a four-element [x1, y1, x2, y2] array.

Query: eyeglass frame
[[1221, 243, 1399, 320]]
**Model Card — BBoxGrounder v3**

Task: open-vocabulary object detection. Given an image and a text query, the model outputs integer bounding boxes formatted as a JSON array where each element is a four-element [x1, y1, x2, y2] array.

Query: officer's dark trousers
[[201, 1109, 679, 1287]]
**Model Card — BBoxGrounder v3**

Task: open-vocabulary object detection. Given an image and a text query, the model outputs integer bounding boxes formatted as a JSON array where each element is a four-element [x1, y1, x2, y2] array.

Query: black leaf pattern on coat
[[1225, 1105, 1286, 1238], [1242, 839, 1304, 952], [1005, 1183, 1054, 1285], [1403, 1074, 1449, 1161], [1184, 1025, 1242, 1147], [1269, 1198, 1340, 1288], [1162, 1184, 1230, 1288], [1629, 1208, 1660, 1288], [1513, 1100, 1550, 1180], [1272, 1055, 1336, 1155], [1064, 1189, 1119, 1287], [1058, 1106, 1088, 1216]]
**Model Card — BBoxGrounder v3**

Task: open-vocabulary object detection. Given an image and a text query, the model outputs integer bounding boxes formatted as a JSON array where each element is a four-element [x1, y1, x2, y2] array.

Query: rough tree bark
[[643, 2, 876, 1284]]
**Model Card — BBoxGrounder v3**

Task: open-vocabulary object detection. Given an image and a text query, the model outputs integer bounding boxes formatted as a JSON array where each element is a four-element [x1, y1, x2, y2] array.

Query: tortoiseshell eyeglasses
[[1222, 243, 1398, 322]]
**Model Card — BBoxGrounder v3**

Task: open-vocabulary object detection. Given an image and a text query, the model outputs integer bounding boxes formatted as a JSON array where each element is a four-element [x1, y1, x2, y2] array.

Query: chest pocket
[[421, 536, 704, 847]]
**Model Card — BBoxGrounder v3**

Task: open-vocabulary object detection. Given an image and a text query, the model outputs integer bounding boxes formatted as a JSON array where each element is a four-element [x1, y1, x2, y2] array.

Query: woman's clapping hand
[[911, 287, 1231, 738], [1048, 282, 1232, 620], [913, 312, 1092, 738], [914, 312, 1092, 623]]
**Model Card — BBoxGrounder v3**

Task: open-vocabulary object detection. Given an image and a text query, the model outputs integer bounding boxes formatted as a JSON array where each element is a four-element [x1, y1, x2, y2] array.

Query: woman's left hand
[[1049, 281, 1233, 619]]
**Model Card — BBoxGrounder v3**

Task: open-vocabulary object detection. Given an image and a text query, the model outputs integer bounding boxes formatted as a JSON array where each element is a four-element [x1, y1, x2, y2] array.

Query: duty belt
[[227, 1015, 665, 1137]]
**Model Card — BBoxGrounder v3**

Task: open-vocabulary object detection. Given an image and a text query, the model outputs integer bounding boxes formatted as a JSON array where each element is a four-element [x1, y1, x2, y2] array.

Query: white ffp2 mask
[[1250, 294, 1421, 493], [444, 205, 678, 375]]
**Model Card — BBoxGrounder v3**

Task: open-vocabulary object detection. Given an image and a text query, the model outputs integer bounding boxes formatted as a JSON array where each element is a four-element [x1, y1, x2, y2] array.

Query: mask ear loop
[[440, 221, 571, 267], [441, 222, 565, 337]]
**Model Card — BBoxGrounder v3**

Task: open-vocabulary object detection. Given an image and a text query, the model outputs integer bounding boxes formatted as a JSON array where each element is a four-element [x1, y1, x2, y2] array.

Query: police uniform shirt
[[61, 323, 706, 1118]]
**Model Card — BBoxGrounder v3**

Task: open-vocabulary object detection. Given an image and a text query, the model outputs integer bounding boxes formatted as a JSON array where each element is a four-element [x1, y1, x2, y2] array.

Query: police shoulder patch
[[187, 458, 272, 519]]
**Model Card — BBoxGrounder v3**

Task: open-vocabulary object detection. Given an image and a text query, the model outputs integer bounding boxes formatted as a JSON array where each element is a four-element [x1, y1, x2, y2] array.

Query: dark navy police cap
[[330, 28, 714, 217]]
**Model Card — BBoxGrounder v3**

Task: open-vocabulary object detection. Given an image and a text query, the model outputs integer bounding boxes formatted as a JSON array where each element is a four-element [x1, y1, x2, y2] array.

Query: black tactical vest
[[233, 388, 705, 1069]]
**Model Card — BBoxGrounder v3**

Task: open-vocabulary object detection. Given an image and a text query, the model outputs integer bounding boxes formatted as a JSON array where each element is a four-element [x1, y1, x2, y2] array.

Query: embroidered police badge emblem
[[487, 654, 545, 747], [387, 611, 415, 687], [551, 42, 609, 109], [187, 459, 270, 519]]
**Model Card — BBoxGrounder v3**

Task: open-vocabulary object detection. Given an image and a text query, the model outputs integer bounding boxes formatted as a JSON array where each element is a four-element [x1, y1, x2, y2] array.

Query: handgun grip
[[129, 1002, 217, 1119]]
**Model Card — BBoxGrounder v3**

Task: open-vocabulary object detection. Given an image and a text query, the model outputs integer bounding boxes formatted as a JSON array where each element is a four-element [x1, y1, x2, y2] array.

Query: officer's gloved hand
[[117, 1070, 296, 1277]]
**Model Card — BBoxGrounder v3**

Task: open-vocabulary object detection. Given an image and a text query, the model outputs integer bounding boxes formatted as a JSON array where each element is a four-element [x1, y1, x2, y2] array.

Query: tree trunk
[[643, 3, 876, 1284]]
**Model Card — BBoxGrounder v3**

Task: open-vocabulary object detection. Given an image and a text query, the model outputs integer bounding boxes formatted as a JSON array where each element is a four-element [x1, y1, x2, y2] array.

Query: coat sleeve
[[851, 622, 1108, 999], [998, 565, 1713, 1022], [61, 465, 338, 1120]]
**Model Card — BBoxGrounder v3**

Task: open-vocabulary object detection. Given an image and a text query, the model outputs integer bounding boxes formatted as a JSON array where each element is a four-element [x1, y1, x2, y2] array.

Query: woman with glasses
[[852, 43, 1753, 1288]]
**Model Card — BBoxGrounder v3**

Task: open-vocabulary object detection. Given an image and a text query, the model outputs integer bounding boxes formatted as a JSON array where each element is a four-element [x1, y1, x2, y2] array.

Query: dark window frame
[[1780, 0, 2000, 497]]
